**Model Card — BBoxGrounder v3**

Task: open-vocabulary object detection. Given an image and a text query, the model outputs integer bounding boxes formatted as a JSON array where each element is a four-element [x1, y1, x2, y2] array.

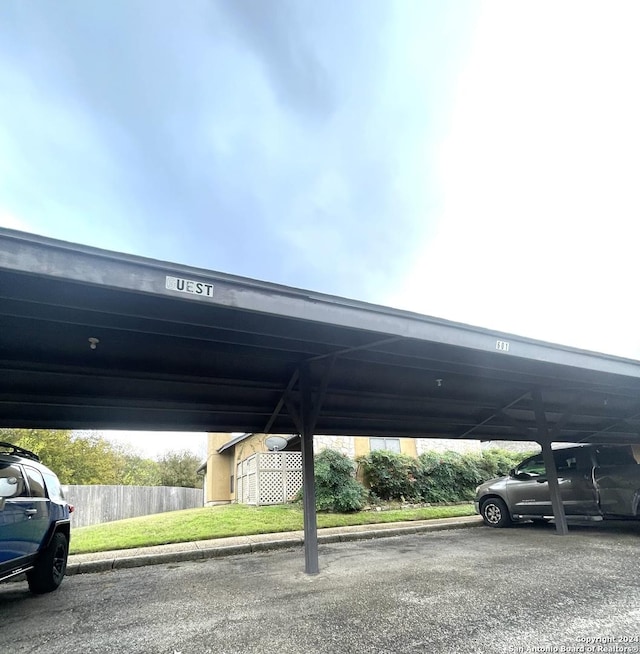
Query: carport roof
[[2, 227, 640, 445]]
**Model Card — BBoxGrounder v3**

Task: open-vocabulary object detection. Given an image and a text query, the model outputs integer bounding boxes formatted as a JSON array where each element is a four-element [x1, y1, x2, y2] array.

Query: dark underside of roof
[[2, 229, 640, 445]]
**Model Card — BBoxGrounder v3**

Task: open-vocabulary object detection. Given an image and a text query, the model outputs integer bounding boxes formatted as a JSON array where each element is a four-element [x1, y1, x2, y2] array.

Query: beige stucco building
[[199, 432, 504, 505]]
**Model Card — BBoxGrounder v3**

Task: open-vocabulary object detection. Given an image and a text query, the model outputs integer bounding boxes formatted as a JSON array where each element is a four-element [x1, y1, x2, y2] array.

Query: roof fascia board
[[2, 228, 640, 381], [217, 432, 253, 453]]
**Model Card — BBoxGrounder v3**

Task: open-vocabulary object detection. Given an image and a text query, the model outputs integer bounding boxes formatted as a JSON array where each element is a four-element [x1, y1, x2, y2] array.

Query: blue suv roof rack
[[0, 441, 41, 462]]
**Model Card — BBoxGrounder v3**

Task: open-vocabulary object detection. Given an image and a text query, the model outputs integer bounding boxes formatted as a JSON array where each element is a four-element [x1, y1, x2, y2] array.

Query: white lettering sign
[[165, 276, 214, 298]]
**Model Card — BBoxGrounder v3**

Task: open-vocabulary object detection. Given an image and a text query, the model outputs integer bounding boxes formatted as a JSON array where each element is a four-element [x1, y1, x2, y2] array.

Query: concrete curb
[[65, 516, 483, 576]]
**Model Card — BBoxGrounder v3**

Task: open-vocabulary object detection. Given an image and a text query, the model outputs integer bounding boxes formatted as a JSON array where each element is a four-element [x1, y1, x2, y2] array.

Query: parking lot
[[2, 522, 640, 654]]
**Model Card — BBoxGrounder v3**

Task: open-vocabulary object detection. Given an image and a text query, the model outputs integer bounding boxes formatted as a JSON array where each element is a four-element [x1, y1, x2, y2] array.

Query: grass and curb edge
[[70, 503, 477, 555], [66, 516, 483, 576]]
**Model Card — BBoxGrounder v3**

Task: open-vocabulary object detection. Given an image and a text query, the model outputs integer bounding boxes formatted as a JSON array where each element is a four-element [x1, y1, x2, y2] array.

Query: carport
[[2, 227, 640, 574]]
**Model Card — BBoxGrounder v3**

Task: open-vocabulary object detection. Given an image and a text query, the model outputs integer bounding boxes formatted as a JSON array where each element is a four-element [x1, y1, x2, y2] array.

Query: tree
[[1, 429, 127, 485], [117, 451, 162, 486], [157, 450, 203, 488]]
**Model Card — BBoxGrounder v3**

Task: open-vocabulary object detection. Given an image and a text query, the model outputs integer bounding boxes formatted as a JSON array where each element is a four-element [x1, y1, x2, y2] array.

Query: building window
[[230, 475, 234, 494], [370, 438, 401, 454]]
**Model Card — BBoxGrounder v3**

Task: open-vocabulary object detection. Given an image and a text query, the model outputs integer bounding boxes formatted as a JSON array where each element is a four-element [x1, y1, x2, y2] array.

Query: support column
[[533, 391, 568, 535], [540, 440, 569, 535], [299, 362, 319, 574]]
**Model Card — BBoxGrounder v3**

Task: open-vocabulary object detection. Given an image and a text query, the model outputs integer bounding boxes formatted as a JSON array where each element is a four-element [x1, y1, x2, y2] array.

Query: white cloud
[[389, 1, 640, 359], [0, 209, 31, 232], [99, 430, 207, 460]]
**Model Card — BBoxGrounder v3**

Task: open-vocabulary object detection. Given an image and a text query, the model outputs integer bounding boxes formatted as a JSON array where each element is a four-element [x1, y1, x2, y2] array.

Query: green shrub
[[476, 448, 538, 479], [415, 451, 484, 502], [357, 450, 420, 501], [312, 449, 367, 513]]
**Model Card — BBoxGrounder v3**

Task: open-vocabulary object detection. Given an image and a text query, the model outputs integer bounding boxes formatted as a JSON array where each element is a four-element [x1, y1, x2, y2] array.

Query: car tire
[[27, 532, 68, 594], [480, 497, 512, 528]]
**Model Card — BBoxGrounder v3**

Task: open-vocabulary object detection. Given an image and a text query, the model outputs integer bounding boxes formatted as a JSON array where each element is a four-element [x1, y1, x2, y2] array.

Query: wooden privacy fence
[[62, 485, 204, 528]]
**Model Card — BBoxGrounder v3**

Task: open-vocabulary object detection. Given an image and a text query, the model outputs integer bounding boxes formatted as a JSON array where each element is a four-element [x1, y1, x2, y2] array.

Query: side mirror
[[0, 477, 19, 498], [509, 468, 516, 477]]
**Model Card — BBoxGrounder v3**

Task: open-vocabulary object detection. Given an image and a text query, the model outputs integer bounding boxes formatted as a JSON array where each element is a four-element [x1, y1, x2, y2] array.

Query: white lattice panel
[[236, 451, 304, 505], [259, 452, 283, 470], [247, 472, 257, 504], [236, 463, 243, 502], [285, 469, 304, 500], [284, 452, 302, 469], [259, 471, 286, 505]]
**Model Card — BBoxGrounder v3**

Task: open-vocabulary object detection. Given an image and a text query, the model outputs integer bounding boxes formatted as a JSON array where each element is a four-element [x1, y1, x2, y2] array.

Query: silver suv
[[475, 443, 640, 527], [0, 442, 73, 593]]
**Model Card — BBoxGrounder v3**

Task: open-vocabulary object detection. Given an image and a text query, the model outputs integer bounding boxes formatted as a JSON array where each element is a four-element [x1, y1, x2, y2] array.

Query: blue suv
[[0, 442, 72, 593]]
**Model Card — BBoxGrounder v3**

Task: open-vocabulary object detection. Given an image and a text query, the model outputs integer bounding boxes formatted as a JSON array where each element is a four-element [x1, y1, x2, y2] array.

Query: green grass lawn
[[70, 503, 476, 555]]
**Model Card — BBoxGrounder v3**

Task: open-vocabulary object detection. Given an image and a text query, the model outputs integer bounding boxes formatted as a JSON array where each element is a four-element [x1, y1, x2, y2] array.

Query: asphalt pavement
[[3, 519, 640, 654], [66, 514, 483, 574]]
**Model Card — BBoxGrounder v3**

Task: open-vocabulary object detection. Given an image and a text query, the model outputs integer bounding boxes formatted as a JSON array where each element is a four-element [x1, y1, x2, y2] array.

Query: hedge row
[[306, 447, 537, 512], [357, 448, 536, 503]]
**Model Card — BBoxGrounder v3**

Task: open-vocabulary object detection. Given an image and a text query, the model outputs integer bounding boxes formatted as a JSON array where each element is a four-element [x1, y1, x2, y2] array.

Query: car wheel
[[481, 497, 512, 528], [27, 532, 68, 594]]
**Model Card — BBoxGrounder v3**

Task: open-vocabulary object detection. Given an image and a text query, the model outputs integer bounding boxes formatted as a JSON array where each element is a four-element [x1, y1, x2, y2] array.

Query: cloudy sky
[[1, 1, 639, 455]]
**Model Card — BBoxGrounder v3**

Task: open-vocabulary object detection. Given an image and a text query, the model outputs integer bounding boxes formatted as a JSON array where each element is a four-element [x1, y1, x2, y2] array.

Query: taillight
[[68, 504, 75, 513]]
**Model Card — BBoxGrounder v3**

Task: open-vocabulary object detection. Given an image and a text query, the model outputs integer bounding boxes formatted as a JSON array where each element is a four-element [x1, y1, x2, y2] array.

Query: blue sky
[[2, 1, 639, 456]]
